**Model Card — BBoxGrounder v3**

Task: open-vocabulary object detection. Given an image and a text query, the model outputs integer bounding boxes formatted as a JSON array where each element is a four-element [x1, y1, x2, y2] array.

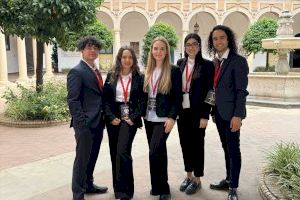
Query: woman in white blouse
[[141, 36, 182, 200], [103, 46, 144, 200]]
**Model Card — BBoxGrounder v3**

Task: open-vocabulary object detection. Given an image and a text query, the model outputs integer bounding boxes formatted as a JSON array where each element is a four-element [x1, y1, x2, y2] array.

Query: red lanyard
[[213, 59, 223, 89], [151, 74, 160, 96], [120, 76, 132, 103], [184, 64, 194, 92]]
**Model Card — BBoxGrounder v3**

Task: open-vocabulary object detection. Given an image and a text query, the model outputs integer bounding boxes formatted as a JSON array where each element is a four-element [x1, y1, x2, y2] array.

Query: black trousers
[[107, 121, 137, 199], [144, 119, 170, 195], [215, 109, 241, 188], [72, 123, 104, 200], [177, 108, 206, 177]]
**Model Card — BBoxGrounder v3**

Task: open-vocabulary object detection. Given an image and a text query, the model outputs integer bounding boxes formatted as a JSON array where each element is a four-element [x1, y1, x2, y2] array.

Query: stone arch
[[223, 11, 251, 53], [292, 12, 300, 35], [255, 7, 282, 21], [187, 9, 218, 27], [119, 11, 149, 66], [221, 8, 252, 24], [118, 7, 150, 29], [155, 10, 183, 63], [188, 12, 217, 58], [154, 7, 184, 27], [96, 10, 114, 30]]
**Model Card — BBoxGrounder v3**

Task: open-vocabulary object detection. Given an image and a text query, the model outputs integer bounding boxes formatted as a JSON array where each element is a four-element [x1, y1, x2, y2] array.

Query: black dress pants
[[144, 119, 170, 195], [215, 108, 241, 188], [107, 121, 137, 199], [72, 123, 104, 200], [177, 108, 206, 177]]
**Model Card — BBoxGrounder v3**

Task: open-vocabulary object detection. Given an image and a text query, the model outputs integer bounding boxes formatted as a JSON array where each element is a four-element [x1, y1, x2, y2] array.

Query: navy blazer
[[214, 50, 249, 120], [177, 58, 214, 120], [103, 72, 144, 128], [141, 65, 182, 120], [67, 60, 104, 129]]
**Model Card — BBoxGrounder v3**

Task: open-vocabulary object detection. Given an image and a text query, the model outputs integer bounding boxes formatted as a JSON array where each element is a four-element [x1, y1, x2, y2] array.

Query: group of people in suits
[[67, 24, 249, 200]]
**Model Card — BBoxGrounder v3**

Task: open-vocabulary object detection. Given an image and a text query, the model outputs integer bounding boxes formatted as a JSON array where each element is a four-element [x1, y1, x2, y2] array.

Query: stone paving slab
[[0, 106, 300, 200]]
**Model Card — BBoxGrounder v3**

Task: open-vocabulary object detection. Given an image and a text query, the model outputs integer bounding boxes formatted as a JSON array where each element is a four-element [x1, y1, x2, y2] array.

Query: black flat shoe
[[179, 178, 192, 192], [85, 184, 108, 194], [227, 188, 238, 200], [159, 194, 171, 200], [185, 181, 201, 195], [209, 179, 229, 190]]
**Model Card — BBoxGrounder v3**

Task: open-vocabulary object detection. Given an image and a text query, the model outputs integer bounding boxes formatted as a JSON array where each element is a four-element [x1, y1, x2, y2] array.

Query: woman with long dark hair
[[103, 46, 144, 200], [177, 33, 214, 195]]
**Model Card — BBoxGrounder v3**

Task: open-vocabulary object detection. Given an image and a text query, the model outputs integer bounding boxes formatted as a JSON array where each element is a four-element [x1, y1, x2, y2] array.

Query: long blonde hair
[[143, 36, 171, 94]]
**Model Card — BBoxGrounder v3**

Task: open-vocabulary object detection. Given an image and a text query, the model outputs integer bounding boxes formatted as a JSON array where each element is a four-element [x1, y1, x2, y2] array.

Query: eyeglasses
[[185, 42, 200, 48], [85, 45, 100, 51]]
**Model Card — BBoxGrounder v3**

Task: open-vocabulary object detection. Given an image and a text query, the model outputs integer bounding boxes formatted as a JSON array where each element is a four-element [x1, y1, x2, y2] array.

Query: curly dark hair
[[109, 46, 140, 84], [184, 33, 204, 64], [77, 36, 101, 51], [207, 25, 237, 56]]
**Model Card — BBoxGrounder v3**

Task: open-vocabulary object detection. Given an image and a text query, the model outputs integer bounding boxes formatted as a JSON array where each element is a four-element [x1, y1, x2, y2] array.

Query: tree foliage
[[242, 17, 278, 55], [0, 0, 99, 92], [142, 22, 179, 65], [59, 20, 113, 51]]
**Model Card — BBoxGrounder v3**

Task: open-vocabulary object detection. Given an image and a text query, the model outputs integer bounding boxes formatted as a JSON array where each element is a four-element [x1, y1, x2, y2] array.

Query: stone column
[[0, 32, 9, 85], [32, 38, 37, 77], [17, 37, 28, 82], [182, 30, 189, 58], [44, 43, 53, 77], [113, 29, 121, 59]]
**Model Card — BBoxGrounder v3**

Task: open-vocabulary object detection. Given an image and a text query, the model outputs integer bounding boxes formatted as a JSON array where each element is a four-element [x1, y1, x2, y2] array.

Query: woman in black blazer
[[103, 46, 144, 200], [176, 33, 214, 195], [141, 36, 182, 200]]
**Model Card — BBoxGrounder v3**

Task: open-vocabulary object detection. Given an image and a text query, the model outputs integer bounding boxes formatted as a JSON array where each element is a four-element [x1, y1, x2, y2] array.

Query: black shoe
[[150, 189, 159, 196], [227, 188, 238, 200], [85, 184, 108, 194], [179, 178, 192, 192], [120, 198, 130, 200], [210, 179, 229, 190], [185, 181, 201, 195], [159, 194, 171, 200]]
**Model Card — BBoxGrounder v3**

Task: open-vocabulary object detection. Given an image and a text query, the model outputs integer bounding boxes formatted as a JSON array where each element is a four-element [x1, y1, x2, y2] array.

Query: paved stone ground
[[0, 105, 299, 200]]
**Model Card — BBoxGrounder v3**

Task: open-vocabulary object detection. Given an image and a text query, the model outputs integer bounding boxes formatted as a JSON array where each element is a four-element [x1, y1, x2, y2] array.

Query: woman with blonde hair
[[141, 36, 182, 200]]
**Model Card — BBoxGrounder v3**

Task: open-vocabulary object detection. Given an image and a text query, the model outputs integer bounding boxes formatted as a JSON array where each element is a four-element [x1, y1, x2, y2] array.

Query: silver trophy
[[204, 90, 216, 106]]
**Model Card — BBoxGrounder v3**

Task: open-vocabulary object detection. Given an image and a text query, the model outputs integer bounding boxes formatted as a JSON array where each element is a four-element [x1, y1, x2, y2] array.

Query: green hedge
[[265, 142, 300, 199], [2, 81, 70, 121]]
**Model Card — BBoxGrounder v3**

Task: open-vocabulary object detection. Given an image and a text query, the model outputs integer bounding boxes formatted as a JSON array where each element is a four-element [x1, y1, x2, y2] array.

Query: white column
[[32, 38, 37, 77], [113, 29, 121, 59], [44, 43, 53, 77], [0, 32, 9, 85], [17, 37, 28, 82], [247, 53, 254, 72], [182, 30, 189, 58]]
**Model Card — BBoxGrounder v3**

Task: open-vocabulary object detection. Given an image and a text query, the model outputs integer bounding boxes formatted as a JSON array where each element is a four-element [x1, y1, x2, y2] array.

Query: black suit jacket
[[103, 72, 144, 128], [177, 58, 214, 120], [67, 60, 104, 129], [141, 65, 182, 120], [214, 51, 249, 120]]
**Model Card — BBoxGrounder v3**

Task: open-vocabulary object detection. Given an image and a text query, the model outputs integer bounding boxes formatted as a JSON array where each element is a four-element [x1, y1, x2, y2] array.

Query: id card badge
[[120, 104, 130, 120], [147, 97, 156, 111], [204, 89, 216, 106], [182, 93, 190, 109]]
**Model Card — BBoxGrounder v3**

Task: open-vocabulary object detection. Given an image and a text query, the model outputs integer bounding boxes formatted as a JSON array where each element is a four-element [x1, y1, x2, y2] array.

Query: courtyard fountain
[[247, 11, 300, 108]]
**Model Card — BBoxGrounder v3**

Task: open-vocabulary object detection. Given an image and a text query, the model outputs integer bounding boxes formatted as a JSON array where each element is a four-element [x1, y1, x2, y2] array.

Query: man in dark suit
[[207, 25, 249, 200], [67, 36, 108, 200]]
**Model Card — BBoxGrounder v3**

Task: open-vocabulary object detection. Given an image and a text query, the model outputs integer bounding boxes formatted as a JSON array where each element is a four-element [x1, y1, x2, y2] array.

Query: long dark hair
[[109, 46, 140, 84], [184, 33, 204, 64], [207, 25, 237, 56]]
